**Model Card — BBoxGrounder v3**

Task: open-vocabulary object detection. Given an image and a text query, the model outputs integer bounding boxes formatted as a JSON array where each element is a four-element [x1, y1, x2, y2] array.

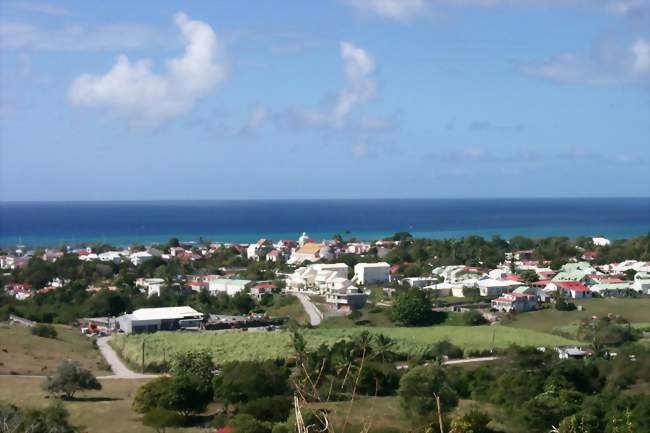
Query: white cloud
[[0, 21, 167, 51], [342, 0, 428, 21], [523, 37, 650, 85], [341, 0, 650, 21], [67, 13, 227, 126], [10, 1, 71, 16], [288, 41, 376, 129]]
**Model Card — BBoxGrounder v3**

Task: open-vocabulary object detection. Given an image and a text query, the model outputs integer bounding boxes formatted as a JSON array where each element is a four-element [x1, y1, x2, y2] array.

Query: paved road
[[443, 356, 499, 365], [96, 336, 157, 379], [293, 292, 323, 326]]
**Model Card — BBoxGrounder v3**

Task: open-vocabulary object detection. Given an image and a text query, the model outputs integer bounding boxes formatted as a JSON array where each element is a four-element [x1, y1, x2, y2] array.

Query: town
[[1, 232, 649, 433]]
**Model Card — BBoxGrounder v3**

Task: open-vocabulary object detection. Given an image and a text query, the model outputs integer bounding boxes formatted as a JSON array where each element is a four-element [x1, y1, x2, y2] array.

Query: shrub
[[30, 323, 57, 339], [41, 360, 101, 399], [238, 396, 292, 422], [462, 310, 488, 326], [398, 364, 459, 416]]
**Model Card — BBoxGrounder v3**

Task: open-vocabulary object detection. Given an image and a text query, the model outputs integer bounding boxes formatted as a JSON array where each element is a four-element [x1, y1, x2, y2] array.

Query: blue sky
[[0, 0, 648, 200]]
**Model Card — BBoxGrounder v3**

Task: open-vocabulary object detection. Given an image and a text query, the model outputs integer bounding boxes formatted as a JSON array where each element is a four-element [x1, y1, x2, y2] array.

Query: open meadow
[[111, 325, 579, 368], [0, 323, 110, 375], [504, 298, 650, 334], [0, 376, 205, 433]]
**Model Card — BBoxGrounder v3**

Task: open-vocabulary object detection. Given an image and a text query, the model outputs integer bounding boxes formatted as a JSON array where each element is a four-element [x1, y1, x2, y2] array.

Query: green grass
[[263, 294, 309, 324], [0, 376, 202, 433], [504, 298, 650, 334], [111, 325, 579, 368], [0, 323, 110, 375]]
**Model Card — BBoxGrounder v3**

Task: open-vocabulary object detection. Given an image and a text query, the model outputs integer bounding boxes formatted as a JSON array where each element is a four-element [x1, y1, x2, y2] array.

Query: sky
[[0, 0, 648, 201]]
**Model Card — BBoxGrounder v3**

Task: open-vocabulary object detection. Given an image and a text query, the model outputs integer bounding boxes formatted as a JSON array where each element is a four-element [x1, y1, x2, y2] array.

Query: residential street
[[293, 292, 323, 326]]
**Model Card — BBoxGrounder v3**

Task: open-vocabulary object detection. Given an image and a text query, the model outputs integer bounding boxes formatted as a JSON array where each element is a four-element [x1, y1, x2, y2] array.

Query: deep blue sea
[[0, 199, 649, 247]]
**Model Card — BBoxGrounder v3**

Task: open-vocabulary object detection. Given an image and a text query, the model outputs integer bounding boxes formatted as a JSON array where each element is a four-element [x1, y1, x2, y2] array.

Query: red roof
[[555, 281, 590, 292], [505, 275, 524, 282], [532, 279, 552, 286], [253, 283, 277, 290]]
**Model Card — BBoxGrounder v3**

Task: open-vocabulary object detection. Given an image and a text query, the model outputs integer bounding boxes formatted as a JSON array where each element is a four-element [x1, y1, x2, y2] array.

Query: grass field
[[111, 325, 579, 368], [263, 295, 309, 324], [505, 298, 650, 334], [0, 323, 110, 375], [0, 376, 203, 433], [306, 396, 525, 433]]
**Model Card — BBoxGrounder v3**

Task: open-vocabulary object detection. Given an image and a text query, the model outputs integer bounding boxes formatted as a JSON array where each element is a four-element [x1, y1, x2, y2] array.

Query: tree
[[373, 334, 396, 363], [142, 407, 183, 433], [519, 269, 539, 284], [41, 360, 101, 399], [227, 413, 271, 433], [463, 310, 488, 326], [213, 361, 290, 405], [391, 288, 433, 326], [398, 365, 459, 416], [162, 374, 213, 417], [132, 377, 172, 414]]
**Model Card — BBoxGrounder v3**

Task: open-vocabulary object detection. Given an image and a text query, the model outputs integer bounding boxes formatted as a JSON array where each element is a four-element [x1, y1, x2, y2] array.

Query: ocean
[[0, 198, 649, 247]]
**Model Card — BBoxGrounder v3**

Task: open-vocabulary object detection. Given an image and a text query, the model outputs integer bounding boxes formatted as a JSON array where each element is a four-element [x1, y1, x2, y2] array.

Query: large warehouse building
[[117, 306, 204, 334]]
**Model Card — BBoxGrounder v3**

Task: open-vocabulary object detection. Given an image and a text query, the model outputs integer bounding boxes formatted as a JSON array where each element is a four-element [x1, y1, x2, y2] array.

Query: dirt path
[[96, 337, 157, 379]]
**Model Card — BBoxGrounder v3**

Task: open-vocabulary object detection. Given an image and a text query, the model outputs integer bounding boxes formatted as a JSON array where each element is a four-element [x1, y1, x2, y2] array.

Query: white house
[[477, 278, 523, 297], [247, 239, 271, 261], [136, 278, 165, 297], [287, 243, 323, 265], [633, 272, 650, 294], [544, 281, 592, 299], [208, 277, 252, 296], [354, 262, 390, 285], [130, 251, 153, 266], [288, 263, 348, 293], [99, 251, 123, 264], [592, 237, 611, 247], [491, 292, 537, 312]]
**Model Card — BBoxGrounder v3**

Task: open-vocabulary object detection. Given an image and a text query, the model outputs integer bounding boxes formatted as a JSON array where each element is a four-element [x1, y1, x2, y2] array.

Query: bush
[[0, 402, 76, 433], [462, 310, 488, 326], [238, 396, 292, 422], [430, 339, 464, 360], [398, 364, 459, 416], [30, 323, 57, 339], [132, 377, 172, 414], [555, 298, 577, 311], [41, 360, 101, 399], [348, 310, 362, 320], [214, 361, 290, 404], [228, 413, 272, 433]]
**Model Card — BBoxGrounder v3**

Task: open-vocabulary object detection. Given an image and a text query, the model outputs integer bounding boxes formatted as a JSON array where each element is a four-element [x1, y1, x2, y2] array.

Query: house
[[287, 243, 323, 265], [324, 277, 367, 310], [346, 242, 371, 254], [403, 277, 439, 288], [43, 250, 64, 263], [98, 251, 123, 264], [130, 251, 153, 266], [556, 346, 594, 360], [590, 282, 632, 297], [117, 306, 203, 334], [208, 277, 252, 296], [477, 278, 522, 297], [632, 272, 650, 294], [4, 282, 33, 300], [544, 281, 592, 299], [136, 278, 166, 297], [186, 280, 208, 292], [247, 239, 272, 261], [250, 283, 278, 300], [354, 262, 390, 285], [265, 249, 282, 263], [288, 263, 348, 292], [592, 237, 611, 247], [424, 282, 459, 297], [491, 292, 537, 312]]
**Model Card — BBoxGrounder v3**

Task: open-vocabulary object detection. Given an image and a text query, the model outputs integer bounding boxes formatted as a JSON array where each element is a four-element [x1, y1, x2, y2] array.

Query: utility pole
[[141, 339, 145, 373], [434, 393, 445, 433]]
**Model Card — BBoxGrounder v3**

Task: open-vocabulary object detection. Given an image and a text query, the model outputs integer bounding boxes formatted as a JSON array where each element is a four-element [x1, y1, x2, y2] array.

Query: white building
[[477, 278, 523, 297], [99, 251, 123, 264], [354, 262, 390, 285], [592, 237, 611, 247], [633, 272, 650, 294], [287, 243, 323, 265], [117, 306, 203, 334], [136, 278, 165, 297], [130, 251, 153, 266], [288, 263, 348, 293], [208, 277, 252, 296], [491, 292, 537, 312]]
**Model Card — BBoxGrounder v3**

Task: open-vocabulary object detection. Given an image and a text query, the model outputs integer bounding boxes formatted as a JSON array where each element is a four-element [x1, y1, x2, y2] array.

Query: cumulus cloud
[[67, 13, 227, 126], [286, 41, 376, 129], [523, 37, 650, 85]]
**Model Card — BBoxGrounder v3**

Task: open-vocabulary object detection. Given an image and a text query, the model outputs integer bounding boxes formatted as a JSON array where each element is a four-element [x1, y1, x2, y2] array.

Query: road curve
[[96, 336, 157, 379], [293, 292, 323, 326]]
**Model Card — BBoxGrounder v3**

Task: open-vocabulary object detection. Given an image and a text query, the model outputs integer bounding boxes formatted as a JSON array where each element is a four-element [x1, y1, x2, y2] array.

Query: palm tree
[[372, 333, 395, 363]]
